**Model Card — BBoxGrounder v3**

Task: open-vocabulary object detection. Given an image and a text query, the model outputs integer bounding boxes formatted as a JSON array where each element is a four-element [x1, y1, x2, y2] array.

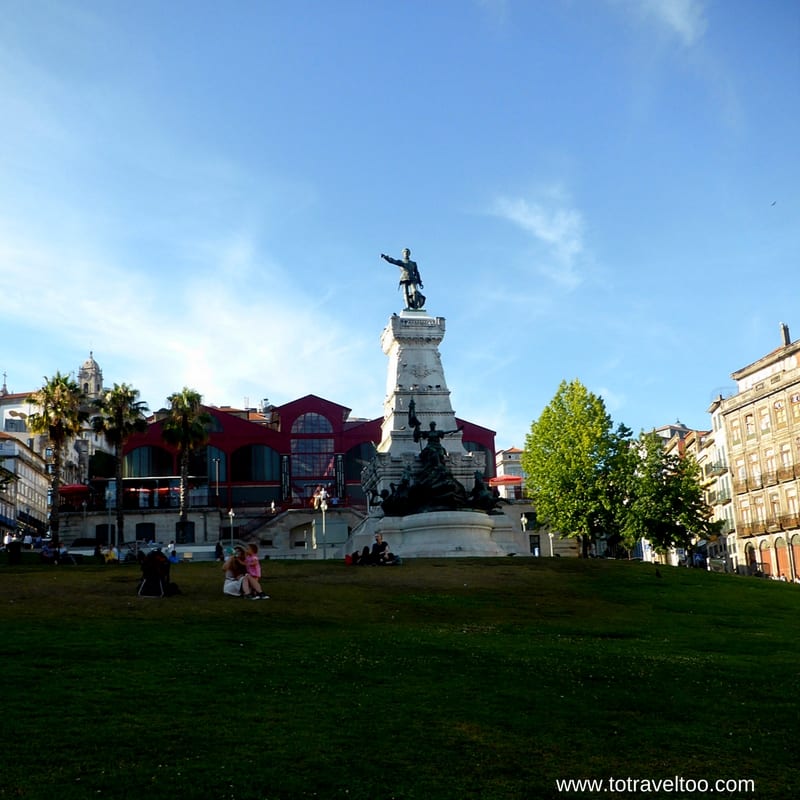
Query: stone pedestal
[[364, 310, 483, 501], [347, 511, 524, 559], [378, 311, 461, 455], [349, 308, 529, 558]]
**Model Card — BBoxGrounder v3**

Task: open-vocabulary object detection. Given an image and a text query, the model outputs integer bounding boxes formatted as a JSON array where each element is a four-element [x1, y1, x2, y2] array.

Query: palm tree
[[26, 373, 88, 547], [161, 388, 211, 543], [92, 383, 149, 546]]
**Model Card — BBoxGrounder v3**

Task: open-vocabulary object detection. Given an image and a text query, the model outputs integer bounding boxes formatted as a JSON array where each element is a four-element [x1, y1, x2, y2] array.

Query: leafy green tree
[[621, 432, 720, 556], [522, 379, 631, 557], [26, 373, 88, 547], [161, 388, 211, 543], [92, 383, 149, 545]]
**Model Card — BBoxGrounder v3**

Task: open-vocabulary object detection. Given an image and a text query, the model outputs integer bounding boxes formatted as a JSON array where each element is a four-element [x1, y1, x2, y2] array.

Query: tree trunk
[[51, 447, 62, 549], [115, 445, 124, 546], [178, 450, 189, 543]]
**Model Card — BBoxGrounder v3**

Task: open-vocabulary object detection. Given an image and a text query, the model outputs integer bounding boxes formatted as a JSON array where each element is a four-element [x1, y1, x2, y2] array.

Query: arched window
[[291, 413, 333, 434], [759, 541, 772, 576], [791, 534, 800, 579], [775, 537, 790, 578]]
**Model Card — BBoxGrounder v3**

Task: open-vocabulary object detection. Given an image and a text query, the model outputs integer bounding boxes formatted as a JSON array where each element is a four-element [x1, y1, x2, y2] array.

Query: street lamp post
[[548, 531, 554, 558], [105, 487, 113, 548], [213, 457, 220, 504], [228, 508, 235, 550], [321, 498, 328, 559]]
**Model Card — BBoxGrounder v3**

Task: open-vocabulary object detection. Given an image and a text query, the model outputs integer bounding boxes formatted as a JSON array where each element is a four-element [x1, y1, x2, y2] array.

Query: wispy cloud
[[490, 189, 587, 289], [628, 0, 708, 46], [0, 226, 383, 415], [474, 0, 509, 27]]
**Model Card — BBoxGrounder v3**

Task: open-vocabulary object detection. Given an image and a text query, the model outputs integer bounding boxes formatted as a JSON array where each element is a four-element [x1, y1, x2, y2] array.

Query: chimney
[[780, 322, 791, 347]]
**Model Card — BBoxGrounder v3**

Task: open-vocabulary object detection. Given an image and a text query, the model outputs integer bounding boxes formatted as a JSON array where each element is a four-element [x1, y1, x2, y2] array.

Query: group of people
[[223, 543, 269, 600], [348, 533, 399, 566], [39, 542, 77, 564]]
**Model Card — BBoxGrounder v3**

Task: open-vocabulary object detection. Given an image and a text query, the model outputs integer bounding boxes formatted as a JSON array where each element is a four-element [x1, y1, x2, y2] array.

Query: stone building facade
[[715, 323, 800, 579]]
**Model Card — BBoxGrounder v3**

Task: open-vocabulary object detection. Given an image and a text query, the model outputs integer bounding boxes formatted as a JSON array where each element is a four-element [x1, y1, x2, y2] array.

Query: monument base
[[343, 510, 529, 559]]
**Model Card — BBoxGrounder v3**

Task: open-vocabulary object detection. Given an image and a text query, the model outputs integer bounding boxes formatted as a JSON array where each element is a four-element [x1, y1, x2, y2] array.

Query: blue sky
[[1, 0, 798, 448]]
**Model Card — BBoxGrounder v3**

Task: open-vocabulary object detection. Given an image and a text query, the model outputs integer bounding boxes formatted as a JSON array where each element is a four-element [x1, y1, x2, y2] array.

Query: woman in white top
[[222, 546, 261, 599]]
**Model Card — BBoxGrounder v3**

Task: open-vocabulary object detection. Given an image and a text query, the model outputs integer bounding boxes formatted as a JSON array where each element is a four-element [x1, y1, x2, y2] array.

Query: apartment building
[[0, 432, 49, 539], [715, 323, 800, 579]]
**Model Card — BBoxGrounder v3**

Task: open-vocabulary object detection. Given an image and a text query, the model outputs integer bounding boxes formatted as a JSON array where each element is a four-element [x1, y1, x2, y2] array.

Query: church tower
[[78, 352, 104, 400]]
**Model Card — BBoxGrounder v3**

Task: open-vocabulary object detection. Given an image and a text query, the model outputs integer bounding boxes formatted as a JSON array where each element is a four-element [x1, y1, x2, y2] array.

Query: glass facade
[[291, 413, 333, 434], [124, 446, 174, 478], [290, 438, 335, 479], [231, 444, 280, 481]]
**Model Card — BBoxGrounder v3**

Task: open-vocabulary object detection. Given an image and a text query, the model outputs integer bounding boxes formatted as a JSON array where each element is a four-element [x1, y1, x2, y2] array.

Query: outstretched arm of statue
[[442, 426, 464, 437], [381, 253, 401, 266]]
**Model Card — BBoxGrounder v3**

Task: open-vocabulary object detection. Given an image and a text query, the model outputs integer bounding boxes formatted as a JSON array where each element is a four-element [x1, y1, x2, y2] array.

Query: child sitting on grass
[[245, 543, 268, 600]]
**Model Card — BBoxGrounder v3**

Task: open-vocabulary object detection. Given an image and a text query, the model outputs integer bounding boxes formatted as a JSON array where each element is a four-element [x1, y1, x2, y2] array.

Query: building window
[[291, 413, 333, 434], [792, 394, 800, 422], [4, 418, 27, 433], [740, 502, 751, 525], [759, 407, 771, 433], [730, 419, 741, 445], [749, 453, 761, 484], [775, 400, 787, 427], [344, 442, 376, 481], [291, 438, 335, 479], [231, 445, 280, 481], [124, 446, 173, 478], [745, 414, 755, 438]]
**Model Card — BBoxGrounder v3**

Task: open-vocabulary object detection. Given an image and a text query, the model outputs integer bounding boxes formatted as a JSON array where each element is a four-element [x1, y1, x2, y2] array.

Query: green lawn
[[0, 556, 797, 799]]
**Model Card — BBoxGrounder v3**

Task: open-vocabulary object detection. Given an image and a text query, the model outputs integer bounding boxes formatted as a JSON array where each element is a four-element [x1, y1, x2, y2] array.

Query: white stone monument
[[344, 252, 529, 559], [361, 310, 482, 500]]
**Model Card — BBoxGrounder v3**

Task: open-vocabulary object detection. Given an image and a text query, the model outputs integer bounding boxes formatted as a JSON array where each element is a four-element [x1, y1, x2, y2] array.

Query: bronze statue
[[416, 422, 463, 477], [381, 248, 426, 310]]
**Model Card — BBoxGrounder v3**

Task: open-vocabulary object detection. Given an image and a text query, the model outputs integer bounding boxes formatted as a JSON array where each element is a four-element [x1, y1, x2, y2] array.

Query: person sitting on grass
[[223, 546, 262, 599], [40, 543, 55, 564], [57, 543, 76, 565], [370, 533, 398, 565], [244, 543, 268, 599]]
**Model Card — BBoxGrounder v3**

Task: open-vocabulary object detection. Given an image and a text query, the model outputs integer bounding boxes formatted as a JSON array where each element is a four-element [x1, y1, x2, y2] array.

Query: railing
[[779, 513, 800, 529], [705, 462, 728, 477]]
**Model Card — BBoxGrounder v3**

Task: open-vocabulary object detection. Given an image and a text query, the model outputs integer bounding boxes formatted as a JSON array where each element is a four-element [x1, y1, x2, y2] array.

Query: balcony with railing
[[704, 462, 729, 477], [712, 487, 732, 504], [779, 513, 800, 530]]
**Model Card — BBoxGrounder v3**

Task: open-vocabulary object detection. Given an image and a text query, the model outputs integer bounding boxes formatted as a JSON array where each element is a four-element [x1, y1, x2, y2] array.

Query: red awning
[[488, 475, 523, 487], [59, 484, 91, 494]]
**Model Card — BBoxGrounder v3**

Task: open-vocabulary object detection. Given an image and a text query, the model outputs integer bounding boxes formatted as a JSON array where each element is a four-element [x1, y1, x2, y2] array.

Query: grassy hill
[[1, 556, 797, 799]]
